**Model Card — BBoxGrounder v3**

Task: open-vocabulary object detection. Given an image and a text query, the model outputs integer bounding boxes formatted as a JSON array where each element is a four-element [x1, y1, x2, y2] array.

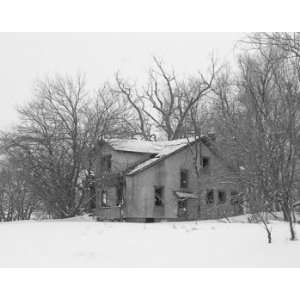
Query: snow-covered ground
[[0, 215, 300, 267]]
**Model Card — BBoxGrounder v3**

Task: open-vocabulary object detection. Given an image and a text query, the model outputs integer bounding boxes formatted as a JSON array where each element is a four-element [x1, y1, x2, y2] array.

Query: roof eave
[[126, 139, 198, 177]]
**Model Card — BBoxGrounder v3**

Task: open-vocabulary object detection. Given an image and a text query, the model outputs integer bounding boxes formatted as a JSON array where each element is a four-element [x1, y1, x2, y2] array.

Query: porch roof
[[175, 191, 199, 200]]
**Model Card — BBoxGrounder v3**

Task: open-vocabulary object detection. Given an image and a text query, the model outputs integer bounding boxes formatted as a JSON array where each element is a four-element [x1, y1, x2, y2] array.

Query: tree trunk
[[288, 217, 296, 241], [267, 229, 272, 244]]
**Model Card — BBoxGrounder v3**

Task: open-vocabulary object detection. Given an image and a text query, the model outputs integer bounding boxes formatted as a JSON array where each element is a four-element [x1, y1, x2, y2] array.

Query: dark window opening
[[116, 185, 123, 206], [206, 189, 214, 205], [201, 157, 210, 169], [178, 200, 187, 210], [89, 185, 96, 209], [230, 190, 243, 214], [218, 190, 226, 204], [180, 169, 189, 189], [86, 173, 96, 210], [154, 186, 164, 206], [101, 154, 112, 172], [178, 200, 187, 217]]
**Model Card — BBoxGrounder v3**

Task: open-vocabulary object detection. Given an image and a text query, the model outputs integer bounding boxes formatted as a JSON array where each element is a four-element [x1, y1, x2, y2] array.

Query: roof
[[126, 138, 197, 176], [100, 136, 218, 177], [106, 138, 196, 155], [107, 139, 163, 154]]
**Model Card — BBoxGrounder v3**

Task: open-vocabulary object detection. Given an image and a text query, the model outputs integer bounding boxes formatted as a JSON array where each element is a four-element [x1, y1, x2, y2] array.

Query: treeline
[[211, 33, 300, 242], [0, 53, 215, 220], [0, 33, 300, 242]]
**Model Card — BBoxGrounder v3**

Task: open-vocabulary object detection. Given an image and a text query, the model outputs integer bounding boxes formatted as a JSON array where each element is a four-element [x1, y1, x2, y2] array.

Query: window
[[180, 169, 189, 189], [116, 185, 123, 206], [87, 173, 96, 210], [101, 154, 112, 171], [218, 190, 226, 204], [230, 190, 243, 214], [230, 190, 239, 205], [101, 190, 108, 207], [201, 157, 210, 169], [178, 200, 187, 210], [89, 185, 96, 209], [178, 200, 187, 217], [154, 186, 164, 206], [206, 189, 214, 204]]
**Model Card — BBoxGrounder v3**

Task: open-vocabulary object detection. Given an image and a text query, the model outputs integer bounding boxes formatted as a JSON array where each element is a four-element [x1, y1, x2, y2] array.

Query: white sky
[[0, 33, 244, 130]]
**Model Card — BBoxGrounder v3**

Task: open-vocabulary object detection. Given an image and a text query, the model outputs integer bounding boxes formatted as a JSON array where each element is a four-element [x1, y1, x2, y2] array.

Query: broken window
[[178, 200, 187, 217], [206, 189, 214, 205], [101, 190, 108, 207], [86, 173, 96, 210], [218, 190, 226, 204], [230, 190, 239, 205], [178, 200, 187, 210], [101, 154, 112, 172], [154, 186, 164, 206], [89, 185, 96, 209], [116, 185, 123, 206], [230, 190, 243, 214], [201, 157, 210, 169], [180, 169, 189, 189]]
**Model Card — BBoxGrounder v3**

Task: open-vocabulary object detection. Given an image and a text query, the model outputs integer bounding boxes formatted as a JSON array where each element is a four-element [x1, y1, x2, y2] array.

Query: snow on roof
[[107, 139, 162, 154], [107, 138, 195, 154], [175, 191, 199, 200], [126, 138, 196, 176], [127, 157, 159, 175]]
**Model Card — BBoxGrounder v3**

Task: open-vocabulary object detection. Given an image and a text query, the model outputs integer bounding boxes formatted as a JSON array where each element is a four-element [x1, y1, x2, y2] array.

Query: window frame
[[218, 190, 226, 204], [206, 189, 214, 205], [101, 154, 112, 172], [230, 190, 239, 205], [201, 156, 210, 170], [178, 199, 187, 217], [101, 190, 108, 207], [116, 185, 123, 206], [154, 186, 164, 207], [180, 169, 189, 189]]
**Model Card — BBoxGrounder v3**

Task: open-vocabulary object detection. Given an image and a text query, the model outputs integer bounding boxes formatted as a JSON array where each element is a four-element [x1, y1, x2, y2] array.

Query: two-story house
[[93, 136, 242, 222]]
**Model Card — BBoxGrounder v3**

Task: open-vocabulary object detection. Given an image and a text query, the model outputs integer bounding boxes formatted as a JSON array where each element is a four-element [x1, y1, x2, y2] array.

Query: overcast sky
[[0, 33, 244, 130]]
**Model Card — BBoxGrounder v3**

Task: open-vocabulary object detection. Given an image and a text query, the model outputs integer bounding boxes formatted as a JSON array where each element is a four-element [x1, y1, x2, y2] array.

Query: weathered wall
[[125, 160, 168, 218], [125, 143, 200, 219], [97, 143, 151, 173], [193, 144, 240, 219], [95, 142, 152, 217], [125, 142, 240, 220]]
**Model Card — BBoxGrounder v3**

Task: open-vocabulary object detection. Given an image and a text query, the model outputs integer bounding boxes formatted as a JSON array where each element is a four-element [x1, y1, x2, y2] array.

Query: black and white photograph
[[0, 1, 300, 299], [2, 31, 300, 267]]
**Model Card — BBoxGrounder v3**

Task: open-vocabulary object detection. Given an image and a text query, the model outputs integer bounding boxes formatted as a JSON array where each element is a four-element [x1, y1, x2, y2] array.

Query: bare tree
[[210, 40, 300, 241], [0, 75, 89, 217], [116, 56, 216, 140], [115, 75, 154, 140], [0, 74, 133, 218], [0, 157, 38, 221], [249, 32, 300, 59]]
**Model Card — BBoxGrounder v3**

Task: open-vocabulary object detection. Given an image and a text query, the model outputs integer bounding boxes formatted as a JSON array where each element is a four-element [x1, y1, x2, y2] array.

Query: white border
[[0, 0, 299, 32], [0, 268, 299, 300], [1, 1, 300, 299]]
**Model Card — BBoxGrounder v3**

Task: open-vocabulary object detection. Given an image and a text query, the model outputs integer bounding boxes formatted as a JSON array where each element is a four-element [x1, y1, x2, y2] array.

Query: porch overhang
[[175, 191, 199, 201]]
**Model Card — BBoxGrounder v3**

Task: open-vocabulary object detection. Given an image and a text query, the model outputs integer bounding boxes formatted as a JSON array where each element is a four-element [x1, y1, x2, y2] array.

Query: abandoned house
[[92, 136, 243, 222]]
